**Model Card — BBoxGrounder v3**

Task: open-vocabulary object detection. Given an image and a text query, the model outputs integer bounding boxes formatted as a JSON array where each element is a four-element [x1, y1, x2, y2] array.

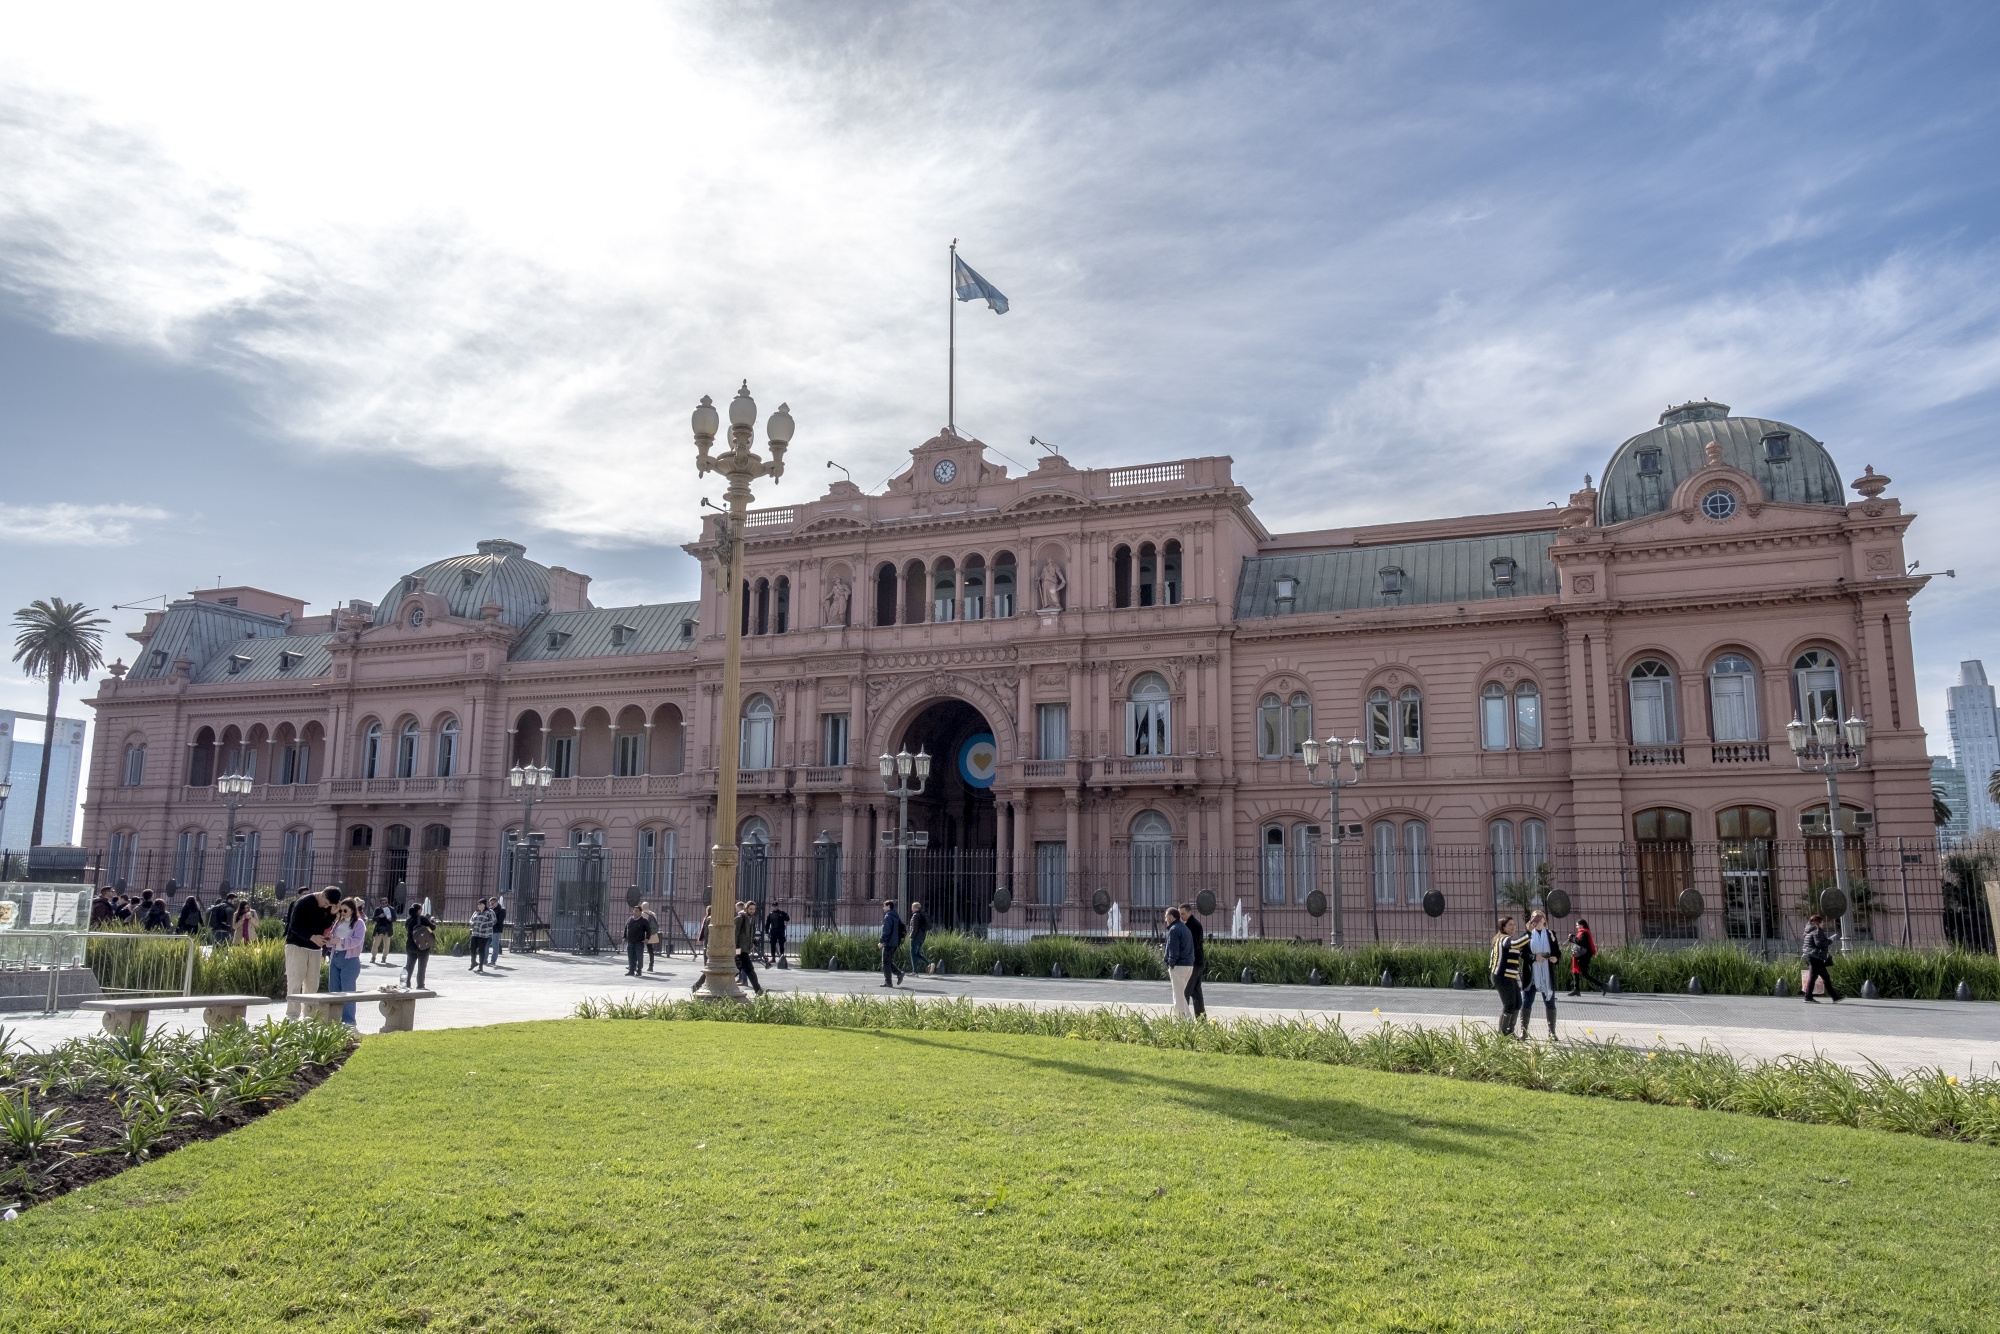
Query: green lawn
[[5, 1022, 1999, 1332]]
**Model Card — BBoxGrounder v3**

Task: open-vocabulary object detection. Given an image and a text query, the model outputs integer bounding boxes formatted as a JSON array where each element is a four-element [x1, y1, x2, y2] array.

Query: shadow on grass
[[874, 1030, 1521, 1159]]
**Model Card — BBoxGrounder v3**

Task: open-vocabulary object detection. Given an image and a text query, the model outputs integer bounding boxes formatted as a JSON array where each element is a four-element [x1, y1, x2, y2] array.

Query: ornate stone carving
[[1572, 574, 1596, 594], [1035, 559, 1067, 611], [821, 576, 851, 627]]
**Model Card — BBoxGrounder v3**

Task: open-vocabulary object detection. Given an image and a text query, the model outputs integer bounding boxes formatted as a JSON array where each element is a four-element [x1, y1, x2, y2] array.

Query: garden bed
[[1, 1019, 355, 1215]]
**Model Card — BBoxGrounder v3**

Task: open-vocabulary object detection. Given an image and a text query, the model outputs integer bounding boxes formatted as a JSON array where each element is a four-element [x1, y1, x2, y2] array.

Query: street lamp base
[[694, 965, 752, 1002]]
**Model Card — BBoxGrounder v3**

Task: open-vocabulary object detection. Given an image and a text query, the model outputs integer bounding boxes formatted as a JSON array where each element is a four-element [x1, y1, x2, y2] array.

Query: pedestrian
[[640, 899, 662, 972], [764, 904, 789, 968], [1490, 916, 1527, 1037], [234, 898, 260, 943], [623, 902, 649, 976], [467, 898, 495, 974], [176, 894, 203, 935], [326, 899, 367, 1025], [1164, 907, 1195, 1019], [283, 886, 340, 1019], [142, 895, 172, 932], [207, 893, 235, 945], [1178, 901, 1208, 1019], [1802, 913, 1840, 1002], [878, 901, 906, 987], [1520, 909, 1560, 1037], [907, 900, 931, 976], [90, 887, 115, 926], [403, 900, 436, 989], [370, 901, 396, 964], [733, 901, 766, 995], [1567, 917, 1605, 995], [488, 895, 508, 968]]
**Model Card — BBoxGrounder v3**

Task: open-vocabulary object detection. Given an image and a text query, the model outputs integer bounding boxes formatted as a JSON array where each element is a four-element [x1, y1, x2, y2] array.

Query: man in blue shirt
[[879, 902, 906, 987]]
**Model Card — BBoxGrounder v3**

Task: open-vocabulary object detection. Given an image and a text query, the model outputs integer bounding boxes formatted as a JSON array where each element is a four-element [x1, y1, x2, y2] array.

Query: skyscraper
[[1932, 756, 1970, 842], [1947, 661, 2000, 836], [0, 711, 89, 849]]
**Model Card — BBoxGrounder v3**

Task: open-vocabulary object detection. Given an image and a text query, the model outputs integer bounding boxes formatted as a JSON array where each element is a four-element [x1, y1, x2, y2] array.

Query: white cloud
[[0, 503, 170, 546]]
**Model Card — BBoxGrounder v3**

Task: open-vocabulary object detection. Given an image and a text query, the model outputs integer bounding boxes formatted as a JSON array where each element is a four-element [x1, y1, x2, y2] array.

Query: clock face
[[933, 458, 957, 484]]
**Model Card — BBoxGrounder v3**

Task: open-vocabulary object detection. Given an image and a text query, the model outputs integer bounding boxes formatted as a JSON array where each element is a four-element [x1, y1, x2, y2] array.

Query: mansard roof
[[126, 599, 294, 680], [1235, 530, 1558, 618], [191, 632, 335, 684], [508, 601, 699, 662]]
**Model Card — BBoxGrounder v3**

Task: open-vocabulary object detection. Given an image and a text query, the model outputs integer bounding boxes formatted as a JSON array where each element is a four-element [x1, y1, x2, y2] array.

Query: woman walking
[[326, 899, 367, 1025], [1520, 909, 1560, 1037], [369, 901, 396, 965], [233, 898, 260, 944], [467, 899, 495, 975], [403, 900, 436, 989], [175, 894, 204, 935], [1566, 917, 1604, 995], [1490, 916, 1527, 1036]]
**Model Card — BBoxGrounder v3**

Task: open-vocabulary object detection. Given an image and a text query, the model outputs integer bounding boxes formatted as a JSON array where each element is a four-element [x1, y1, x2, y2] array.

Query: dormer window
[[1762, 431, 1791, 461], [1274, 577, 1297, 612], [1378, 567, 1405, 599], [546, 631, 571, 651], [218, 596, 238, 607], [679, 621, 695, 641], [1637, 448, 1662, 476], [462, 569, 479, 588], [149, 649, 167, 670], [611, 624, 637, 648], [227, 654, 251, 674], [1490, 557, 1517, 591], [278, 651, 299, 673]]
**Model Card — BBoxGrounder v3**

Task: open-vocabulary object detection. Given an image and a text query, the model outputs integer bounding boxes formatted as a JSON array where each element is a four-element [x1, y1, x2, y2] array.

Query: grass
[[8, 1022, 2000, 1331], [803, 929, 2000, 999]]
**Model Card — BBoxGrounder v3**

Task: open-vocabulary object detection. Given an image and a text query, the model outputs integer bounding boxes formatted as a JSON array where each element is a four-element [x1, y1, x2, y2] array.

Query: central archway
[[896, 697, 999, 931]]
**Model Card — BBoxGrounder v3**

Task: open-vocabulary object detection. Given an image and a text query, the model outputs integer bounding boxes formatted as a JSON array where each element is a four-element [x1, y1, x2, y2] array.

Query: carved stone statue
[[822, 576, 852, 627], [1035, 559, 1067, 612]]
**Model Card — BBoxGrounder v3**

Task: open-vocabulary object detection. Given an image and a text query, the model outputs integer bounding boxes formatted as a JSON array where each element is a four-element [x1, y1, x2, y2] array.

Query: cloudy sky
[[2, 1, 1998, 794]]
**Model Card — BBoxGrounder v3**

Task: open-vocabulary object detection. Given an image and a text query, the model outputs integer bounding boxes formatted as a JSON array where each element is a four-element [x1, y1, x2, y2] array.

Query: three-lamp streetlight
[[1787, 711, 1869, 953], [508, 763, 553, 946], [693, 382, 794, 999], [217, 772, 254, 891], [877, 747, 933, 916], [1299, 735, 1367, 947]]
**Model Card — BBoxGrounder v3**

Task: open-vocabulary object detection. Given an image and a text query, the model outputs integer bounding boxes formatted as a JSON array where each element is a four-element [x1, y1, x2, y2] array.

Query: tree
[[1934, 785, 1954, 828], [11, 599, 107, 848], [1989, 768, 2000, 807]]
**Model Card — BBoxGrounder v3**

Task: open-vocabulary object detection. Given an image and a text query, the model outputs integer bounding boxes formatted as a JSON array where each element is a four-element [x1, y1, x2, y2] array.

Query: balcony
[[1101, 756, 1191, 787], [172, 782, 327, 805], [1625, 746, 1685, 767], [803, 767, 850, 788], [543, 774, 684, 799], [326, 777, 467, 802], [1708, 743, 1771, 764], [1020, 759, 1079, 786]]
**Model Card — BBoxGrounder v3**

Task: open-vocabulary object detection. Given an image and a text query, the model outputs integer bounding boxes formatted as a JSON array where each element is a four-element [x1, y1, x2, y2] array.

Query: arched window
[[1397, 687, 1422, 753], [1113, 544, 1133, 608], [740, 694, 775, 771], [738, 817, 770, 905], [753, 577, 771, 636], [1287, 693, 1313, 757], [992, 551, 1017, 618], [1404, 821, 1429, 903], [1130, 811, 1174, 907], [1488, 820, 1516, 902], [107, 830, 137, 886], [1258, 694, 1284, 758], [1793, 649, 1843, 723], [637, 826, 678, 897], [175, 828, 208, 891], [1480, 683, 1510, 751], [1514, 682, 1542, 750], [1366, 688, 1392, 754], [122, 743, 147, 787], [1627, 659, 1677, 744], [932, 558, 957, 622], [419, 823, 451, 899], [1126, 673, 1172, 756], [1521, 818, 1548, 883], [875, 562, 899, 626], [903, 559, 927, 624], [1634, 807, 1694, 938], [1371, 822, 1398, 903], [396, 719, 420, 778], [1717, 805, 1779, 941], [1260, 824, 1288, 904], [188, 727, 216, 786], [281, 827, 313, 894], [1137, 542, 1158, 607], [1709, 654, 1759, 741], [1162, 540, 1182, 605], [1293, 823, 1321, 905], [773, 575, 790, 634], [361, 721, 383, 779], [435, 717, 459, 777], [962, 555, 987, 620]]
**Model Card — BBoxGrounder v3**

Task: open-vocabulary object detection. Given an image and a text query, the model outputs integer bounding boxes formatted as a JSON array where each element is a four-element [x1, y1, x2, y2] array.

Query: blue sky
[[1, 1, 1997, 781]]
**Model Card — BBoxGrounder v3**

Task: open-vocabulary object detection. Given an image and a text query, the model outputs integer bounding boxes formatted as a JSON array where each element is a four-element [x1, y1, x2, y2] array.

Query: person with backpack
[[467, 899, 495, 974], [879, 901, 906, 987], [403, 901, 436, 989], [176, 894, 204, 935], [1490, 916, 1528, 1037], [1802, 913, 1840, 1002], [1566, 917, 1604, 995]]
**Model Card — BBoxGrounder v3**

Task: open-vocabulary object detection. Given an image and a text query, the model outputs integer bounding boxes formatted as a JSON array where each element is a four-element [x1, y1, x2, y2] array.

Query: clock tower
[[891, 427, 1009, 497]]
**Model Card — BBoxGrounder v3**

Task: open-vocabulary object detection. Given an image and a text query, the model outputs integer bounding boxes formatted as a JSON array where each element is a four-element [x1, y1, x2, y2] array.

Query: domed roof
[[374, 538, 554, 628], [1597, 401, 1844, 525]]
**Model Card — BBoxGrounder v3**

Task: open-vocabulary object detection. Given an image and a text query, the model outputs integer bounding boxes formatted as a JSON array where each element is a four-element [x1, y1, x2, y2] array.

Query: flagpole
[[948, 239, 956, 432]]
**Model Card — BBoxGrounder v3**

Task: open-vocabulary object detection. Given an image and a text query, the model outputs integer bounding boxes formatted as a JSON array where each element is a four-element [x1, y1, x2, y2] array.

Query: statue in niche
[[1035, 559, 1067, 612], [822, 576, 852, 627]]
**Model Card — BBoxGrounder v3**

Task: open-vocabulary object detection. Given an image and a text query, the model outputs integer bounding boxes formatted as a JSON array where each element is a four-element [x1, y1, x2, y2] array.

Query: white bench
[[78, 994, 278, 1038], [288, 988, 439, 1033]]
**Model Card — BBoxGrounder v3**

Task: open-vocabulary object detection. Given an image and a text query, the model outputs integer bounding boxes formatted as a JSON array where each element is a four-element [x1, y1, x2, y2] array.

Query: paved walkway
[[11, 948, 1999, 1075]]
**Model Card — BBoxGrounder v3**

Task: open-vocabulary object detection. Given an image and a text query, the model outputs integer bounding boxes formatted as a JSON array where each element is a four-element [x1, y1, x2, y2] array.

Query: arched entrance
[[896, 698, 999, 930]]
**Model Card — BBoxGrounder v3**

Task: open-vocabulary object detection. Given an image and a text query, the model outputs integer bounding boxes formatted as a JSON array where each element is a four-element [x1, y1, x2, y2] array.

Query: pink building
[[82, 401, 1944, 947]]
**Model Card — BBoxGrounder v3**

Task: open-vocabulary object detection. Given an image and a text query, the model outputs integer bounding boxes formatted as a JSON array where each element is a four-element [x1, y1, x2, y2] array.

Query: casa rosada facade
[[82, 400, 1943, 947]]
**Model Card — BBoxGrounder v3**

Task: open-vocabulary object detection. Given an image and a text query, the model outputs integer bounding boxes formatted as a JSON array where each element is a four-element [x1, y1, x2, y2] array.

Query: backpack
[[411, 922, 436, 952]]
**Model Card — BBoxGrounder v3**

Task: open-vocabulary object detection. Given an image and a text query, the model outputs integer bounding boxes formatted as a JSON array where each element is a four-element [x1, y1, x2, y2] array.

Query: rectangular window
[[123, 746, 146, 786], [107, 832, 136, 886], [176, 830, 207, 892], [1037, 704, 1069, 761], [1629, 679, 1672, 745], [1514, 687, 1542, 750], [820, 713, 850, 767], [282, 830, 313, 891], [1367, 695, 1392, 754], [1034, 842, 1067, 904], [1258, 699, 1282, 758], [1403, 821, 1429, 904], [739, 714, 774, 771], [1480, 689, 1510, 751], [613, 733, 644, 777], [1710, 673, 1753, 742], [548, 736, 576, 778], [1261, 827, 1288, 904], [1127, 700, 1171, 756], [1397, 693, 1422, 753], [1294, 824, 1321, 906], [1488, 821, 1515, 903]]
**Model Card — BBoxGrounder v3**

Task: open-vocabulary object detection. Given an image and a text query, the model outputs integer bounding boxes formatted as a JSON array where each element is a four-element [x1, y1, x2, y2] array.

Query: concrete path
[[10, 948, 1999, 1076]]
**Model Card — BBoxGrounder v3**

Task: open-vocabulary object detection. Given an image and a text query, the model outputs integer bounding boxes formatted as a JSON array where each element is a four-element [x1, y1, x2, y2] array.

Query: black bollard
[[1307, 967, 1323, 986], [1862, 979, 1879, 999], [1112, 963, 1129, 981], [1687, 976, 1705, 995], [1379, 970, 1394, 988], [993, 960, 1006, 976], [1451, 970, 1468, 990], [1606, 974, 1622, 994], [1958, 980, 1975, 1002], [1240, 966, 1255, 984], [1773, 976, 1790, 998], [1051, 962, 1065, 979]]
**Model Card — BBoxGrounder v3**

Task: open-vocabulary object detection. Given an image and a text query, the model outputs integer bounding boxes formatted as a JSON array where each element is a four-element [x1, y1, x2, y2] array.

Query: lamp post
[[694, 382, 794, 998], [1299, 735, 1366, 948], [878, 747, 932, 916], [217, 772, 253, 892], [1787, 711, 1869, 954], [508, 762, 552, 947]]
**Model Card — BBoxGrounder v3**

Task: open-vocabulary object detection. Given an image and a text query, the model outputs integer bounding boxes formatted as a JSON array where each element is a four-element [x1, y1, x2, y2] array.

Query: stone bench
[[289, 988, 439, 1032], [77, 994, 278, 1038]]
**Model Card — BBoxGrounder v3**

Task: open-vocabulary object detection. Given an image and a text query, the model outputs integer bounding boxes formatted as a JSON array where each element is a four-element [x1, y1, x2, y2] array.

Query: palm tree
[[1989, 768, 2000, 808], [1935, 785, 1955, 828], [11, 599, 108, 848]]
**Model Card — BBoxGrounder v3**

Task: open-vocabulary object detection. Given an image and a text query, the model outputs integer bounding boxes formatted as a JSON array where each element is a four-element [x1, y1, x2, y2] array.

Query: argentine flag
[[953, 254, 1010, 314]]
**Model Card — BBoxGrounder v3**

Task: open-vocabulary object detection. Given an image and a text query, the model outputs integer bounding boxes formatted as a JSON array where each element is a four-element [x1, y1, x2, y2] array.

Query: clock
[[933, 458, 957, 484]]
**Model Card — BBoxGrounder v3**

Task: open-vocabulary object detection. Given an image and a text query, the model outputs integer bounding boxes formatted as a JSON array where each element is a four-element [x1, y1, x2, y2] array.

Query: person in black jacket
[[488, 896, 508, 968], [764, 905, 789, 968], [733, 902, 765, 995], [906, 902, 930, 976], [175, 895, 203, 935], [143, 897, 173, 932], [623, 903, 649, 976], [1802, 914, 1840, 1002], [878, 902, 905, 987], [402, 901, 435, 989], [1178, 902, 1208, 1019], [1490, 917, 1529, 1037], [207, 894, 235, 945]]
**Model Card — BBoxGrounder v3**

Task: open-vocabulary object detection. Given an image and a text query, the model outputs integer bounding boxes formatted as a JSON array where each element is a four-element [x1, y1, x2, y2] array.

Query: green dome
[[1597, 402, 1844, 525], [375, 539, 554, 628]]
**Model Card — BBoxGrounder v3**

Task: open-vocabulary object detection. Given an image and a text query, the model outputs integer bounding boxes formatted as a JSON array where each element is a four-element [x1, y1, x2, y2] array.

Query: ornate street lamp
[[693, 382, 793, 998], [507, 762, 553, 946], [1788, 711, 1870, 953], [878, 747, 933, 916], [1299, 735, 1366, 947], [217, 771, 254, 892]]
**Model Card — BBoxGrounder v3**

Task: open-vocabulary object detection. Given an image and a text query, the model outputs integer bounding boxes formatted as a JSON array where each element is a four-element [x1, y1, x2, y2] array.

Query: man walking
[[1178, 901, 1207, 1019], [907, 900, 931, 976], [1164, 908, 1195, 1019], [764, 904, 789, 967], [467, 898, 495, 974], [488, 895, 507, 968], [640, 899, 662, 972], [623, 902, 649, 977], [879, 901, 906, 987], [283, 886, 340, 1018], [207, 893, 236, 946], [1802, 913, 1840, 1002], [733, 901, 766, 996]]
